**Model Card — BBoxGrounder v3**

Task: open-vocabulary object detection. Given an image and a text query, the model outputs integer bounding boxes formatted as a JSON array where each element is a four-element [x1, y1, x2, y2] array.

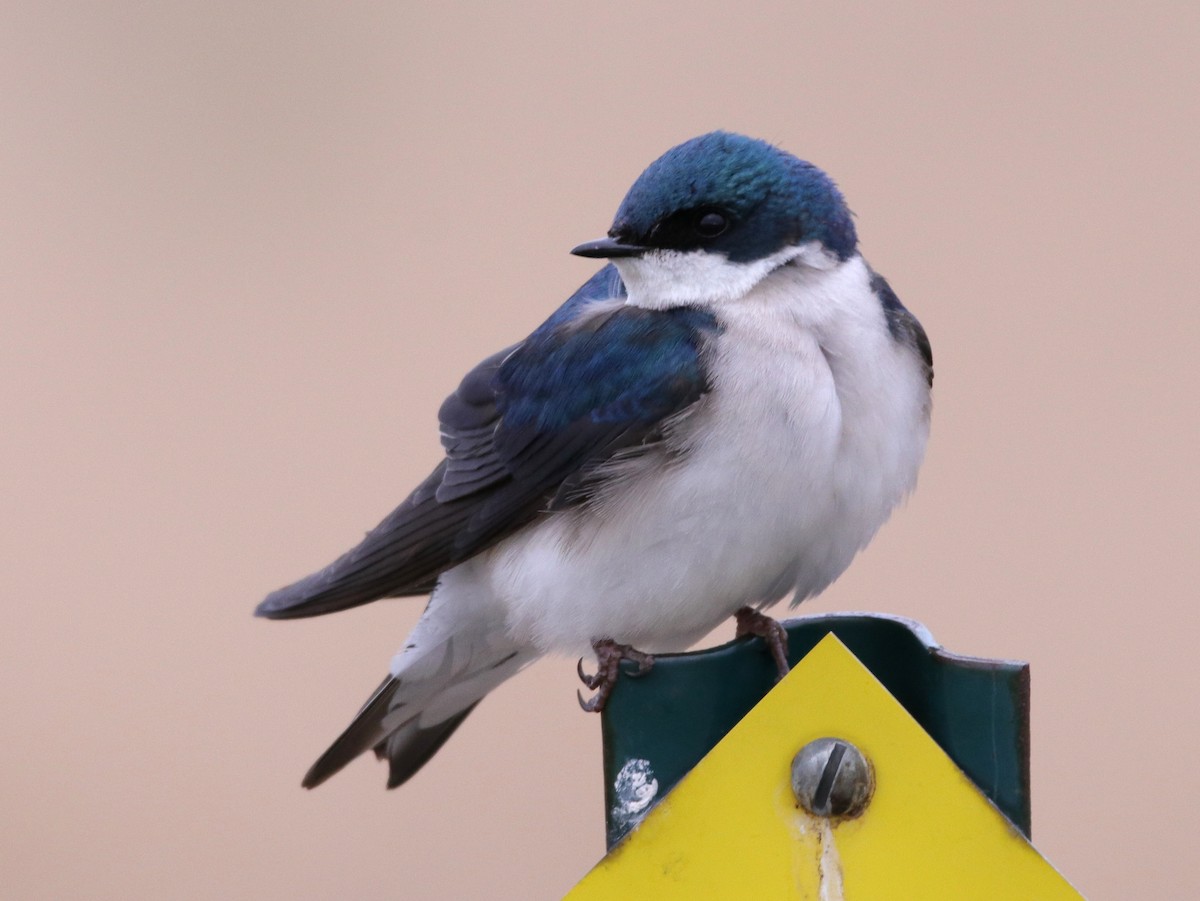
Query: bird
[[255, 131, 933, 790]]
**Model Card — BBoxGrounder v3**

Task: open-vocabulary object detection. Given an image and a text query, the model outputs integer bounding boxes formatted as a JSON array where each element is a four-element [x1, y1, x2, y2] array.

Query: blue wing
[[256, 265, 720, 619]]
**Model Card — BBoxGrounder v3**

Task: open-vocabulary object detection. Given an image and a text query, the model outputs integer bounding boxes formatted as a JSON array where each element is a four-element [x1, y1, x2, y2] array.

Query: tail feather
[[300, 629, 535, 789], [376, 703, 480, 789], [301, 671, 481, 789], [301, 675, 401, 789]]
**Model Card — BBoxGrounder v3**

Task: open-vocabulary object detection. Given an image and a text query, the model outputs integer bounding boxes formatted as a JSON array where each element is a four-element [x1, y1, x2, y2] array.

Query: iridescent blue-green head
[[572, 132, 857, 308]]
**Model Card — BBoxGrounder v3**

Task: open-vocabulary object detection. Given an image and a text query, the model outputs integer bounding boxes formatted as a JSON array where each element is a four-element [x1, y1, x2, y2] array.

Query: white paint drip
[[789, 810, 846, 900], [816, 817, 845, 901]]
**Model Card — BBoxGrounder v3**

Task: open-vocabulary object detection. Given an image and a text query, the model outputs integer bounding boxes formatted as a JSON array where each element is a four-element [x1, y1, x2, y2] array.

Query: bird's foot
[[734, 606, 790, 680], [576, 639, 655, 713]]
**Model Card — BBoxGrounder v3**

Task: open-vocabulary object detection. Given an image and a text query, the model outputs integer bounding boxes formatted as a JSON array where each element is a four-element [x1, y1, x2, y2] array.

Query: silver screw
[[791, 737, 873, 819]]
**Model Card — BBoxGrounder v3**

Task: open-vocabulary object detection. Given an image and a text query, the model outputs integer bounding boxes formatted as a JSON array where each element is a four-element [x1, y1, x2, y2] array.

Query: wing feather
[[256, 265, 719, 620]]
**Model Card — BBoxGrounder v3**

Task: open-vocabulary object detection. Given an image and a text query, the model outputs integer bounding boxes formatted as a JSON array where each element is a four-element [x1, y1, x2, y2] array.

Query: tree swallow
[[256, 131, 933, 790]]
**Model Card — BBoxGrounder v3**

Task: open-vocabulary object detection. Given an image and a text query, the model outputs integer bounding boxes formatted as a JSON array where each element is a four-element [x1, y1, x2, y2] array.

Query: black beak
[[570, 237, 648, 259]]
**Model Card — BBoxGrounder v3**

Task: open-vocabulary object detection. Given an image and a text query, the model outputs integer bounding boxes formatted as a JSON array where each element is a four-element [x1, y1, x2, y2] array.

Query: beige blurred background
[[2, 2, 1196, 898]]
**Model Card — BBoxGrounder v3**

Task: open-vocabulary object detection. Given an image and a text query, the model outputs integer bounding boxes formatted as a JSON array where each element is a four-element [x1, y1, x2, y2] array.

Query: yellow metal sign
[[567, 635, 1082, 899]]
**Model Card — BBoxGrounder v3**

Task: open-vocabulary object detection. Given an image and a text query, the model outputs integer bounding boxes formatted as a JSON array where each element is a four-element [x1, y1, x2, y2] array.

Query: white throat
[[613, 241, 838, 309]]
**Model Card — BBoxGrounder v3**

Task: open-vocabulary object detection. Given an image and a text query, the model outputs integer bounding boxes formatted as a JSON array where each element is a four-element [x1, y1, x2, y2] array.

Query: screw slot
[[791, 737, 873, 820]]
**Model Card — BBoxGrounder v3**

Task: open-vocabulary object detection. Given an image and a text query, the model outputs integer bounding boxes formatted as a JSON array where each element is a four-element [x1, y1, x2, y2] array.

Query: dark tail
[[297, 623, 537, 789], [302, 674, 480, 789]]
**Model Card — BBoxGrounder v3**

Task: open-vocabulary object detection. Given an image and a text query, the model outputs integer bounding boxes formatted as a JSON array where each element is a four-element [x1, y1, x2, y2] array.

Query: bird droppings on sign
[[611, 758, 659, 834]]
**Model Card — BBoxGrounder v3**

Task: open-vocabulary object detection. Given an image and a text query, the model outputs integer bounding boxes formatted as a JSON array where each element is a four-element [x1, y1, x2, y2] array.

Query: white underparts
[[487, 252, 931, 654]]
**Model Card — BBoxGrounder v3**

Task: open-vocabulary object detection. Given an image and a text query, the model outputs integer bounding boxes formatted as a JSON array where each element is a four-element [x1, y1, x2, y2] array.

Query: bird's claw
[[734, 606, 791, 681], [575, 639, 655, 713], [576, 656, 602, 690], [623, 648, 655, 678]]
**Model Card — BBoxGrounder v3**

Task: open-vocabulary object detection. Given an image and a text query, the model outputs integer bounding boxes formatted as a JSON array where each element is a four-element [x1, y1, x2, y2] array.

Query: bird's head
[[572, 131, 857, 309]]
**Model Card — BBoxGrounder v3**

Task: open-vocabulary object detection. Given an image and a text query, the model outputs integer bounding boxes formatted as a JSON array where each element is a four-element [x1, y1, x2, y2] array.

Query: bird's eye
[[694, 211, 729, 238]]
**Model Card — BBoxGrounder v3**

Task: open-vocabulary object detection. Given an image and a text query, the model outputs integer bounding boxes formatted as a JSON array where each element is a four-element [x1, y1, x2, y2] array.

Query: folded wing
[[255, 265, 719, 619]]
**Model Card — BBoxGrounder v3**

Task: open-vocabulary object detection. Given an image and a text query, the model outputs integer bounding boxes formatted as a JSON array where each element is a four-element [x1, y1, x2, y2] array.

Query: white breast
[[488, 253, 930, 655]]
